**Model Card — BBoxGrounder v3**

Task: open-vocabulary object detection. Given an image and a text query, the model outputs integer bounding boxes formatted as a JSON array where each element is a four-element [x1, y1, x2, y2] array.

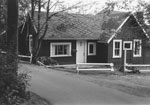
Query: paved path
[[20, 64, 150, 105]]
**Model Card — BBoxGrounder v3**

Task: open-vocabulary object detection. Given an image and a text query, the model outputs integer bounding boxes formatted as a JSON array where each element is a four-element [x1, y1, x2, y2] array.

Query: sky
[[61, 0, 150, 14]]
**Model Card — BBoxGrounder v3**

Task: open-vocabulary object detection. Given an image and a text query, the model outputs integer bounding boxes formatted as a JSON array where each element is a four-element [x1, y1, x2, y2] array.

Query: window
[[123, 41, 132, 50], [133, 39, 142, 57], [50, 43, 71, 57], [113, 40, 122, 58], [88, 42, 96, 55]]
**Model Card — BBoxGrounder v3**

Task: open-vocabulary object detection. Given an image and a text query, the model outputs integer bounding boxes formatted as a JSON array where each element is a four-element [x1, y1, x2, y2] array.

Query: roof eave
[[107, 15, 131, 44], [43, 38, 99, 40], [132, 14, 150, 39]]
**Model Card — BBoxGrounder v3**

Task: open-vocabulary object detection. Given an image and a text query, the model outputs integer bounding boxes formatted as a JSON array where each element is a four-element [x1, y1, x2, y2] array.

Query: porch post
[[123, 50, 127, 72]]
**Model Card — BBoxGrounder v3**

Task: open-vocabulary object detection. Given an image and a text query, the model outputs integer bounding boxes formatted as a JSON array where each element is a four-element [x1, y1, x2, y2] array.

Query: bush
[[127, 67, 141, 74], [36, 56, 58, 65], [119, 66, 140, 74], [0, 53, 30, 105]]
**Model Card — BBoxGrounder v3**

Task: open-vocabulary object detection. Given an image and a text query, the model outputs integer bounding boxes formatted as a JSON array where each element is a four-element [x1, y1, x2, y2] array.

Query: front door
[[76, 40, 87, 63]]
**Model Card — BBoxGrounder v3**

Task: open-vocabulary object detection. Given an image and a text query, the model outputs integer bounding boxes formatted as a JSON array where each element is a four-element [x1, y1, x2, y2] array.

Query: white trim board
[[133, 14, 149, 38], [107, 15, 130, 43], [107, 13, 149, 43]]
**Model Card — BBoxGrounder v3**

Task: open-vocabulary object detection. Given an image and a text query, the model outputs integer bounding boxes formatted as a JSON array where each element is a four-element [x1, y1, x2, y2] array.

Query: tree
[[103, 0, 150, 25], [0, 0, 30, 104], [0, 0, 6, 35], [7, 0, 18, 72], [20, 0, 95, 63]]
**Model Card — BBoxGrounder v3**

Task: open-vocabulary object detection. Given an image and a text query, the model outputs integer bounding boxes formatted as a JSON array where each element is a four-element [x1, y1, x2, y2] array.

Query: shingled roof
[[97, 11, 131, 43], [34, 11, 131, 41]]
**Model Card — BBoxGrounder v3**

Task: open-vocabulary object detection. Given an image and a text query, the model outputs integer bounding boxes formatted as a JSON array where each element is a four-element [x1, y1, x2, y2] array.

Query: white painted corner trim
[[107, 15, 130, 43], [133, 14, 149, 39]]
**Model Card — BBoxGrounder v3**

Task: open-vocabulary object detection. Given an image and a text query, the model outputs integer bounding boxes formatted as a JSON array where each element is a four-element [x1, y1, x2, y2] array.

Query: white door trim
[[76, 40, 87, 64]]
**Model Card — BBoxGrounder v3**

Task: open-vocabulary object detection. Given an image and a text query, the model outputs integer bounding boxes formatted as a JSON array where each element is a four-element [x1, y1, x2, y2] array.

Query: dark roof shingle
[[34, 11, 130, 41]]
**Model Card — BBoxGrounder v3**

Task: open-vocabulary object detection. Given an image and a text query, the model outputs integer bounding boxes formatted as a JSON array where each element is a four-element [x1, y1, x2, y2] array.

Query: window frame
[[123, 41, 132, 50], [50, 42, 72, 57], [113, 40, 122, 58], [133, 39, 142, 57], [88, 42, 96, 56]]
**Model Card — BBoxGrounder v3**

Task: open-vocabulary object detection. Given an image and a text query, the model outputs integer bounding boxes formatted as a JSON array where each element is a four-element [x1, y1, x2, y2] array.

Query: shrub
[[127, 67, 140, 74], [36, 56, 58, 65], [0, 53, 30, 105]]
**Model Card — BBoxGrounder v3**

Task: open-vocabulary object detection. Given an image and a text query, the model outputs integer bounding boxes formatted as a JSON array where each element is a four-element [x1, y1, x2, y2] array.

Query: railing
[[0, 50, 6, 54], [125, 63, 150, 72], [18, 54, 32, 63], [76, 63, 114, 74], [0, 50, 32, 62]]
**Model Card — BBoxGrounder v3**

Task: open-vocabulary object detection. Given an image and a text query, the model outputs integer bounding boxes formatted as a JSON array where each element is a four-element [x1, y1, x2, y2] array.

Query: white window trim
[[50, 42, 72, 57], [113, 40, 122, 58], [133, 39, 142, 57], [88, 42, 96, 56], [123, 41, 132, 50]]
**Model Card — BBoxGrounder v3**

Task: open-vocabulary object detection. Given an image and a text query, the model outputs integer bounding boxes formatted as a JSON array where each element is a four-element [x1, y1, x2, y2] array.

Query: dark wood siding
[[38, 40, 76, 65], [108, 41, 123, 68], [143, 47, 150, 64], [97, 43, 108, 63], [87, 40, 97, 63], [108, 15, 148, 68], [86, 40, 107, 63], [87, 41, 108, 63]]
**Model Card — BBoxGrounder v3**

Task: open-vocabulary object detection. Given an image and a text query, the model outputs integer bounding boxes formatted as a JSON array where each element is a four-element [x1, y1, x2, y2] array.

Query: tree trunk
[[31, 0, 41, 64], [7, 0, 18, 73]]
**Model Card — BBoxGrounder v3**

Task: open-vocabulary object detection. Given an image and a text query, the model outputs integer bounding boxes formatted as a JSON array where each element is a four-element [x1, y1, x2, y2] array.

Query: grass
[[47, 65, 150, 97], [22, 92, 52, 105]]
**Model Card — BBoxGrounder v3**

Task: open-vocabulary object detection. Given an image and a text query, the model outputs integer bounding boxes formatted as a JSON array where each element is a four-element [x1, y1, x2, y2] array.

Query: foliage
[[126, 67, 141, 74], [29, 0, 86, 63], [103, 0, 150, 25], [0, 0, 6, 34], [0, 53, 30, 105], [145, 4, 150, 24], [0, 0, 30, 104], [37, 56, 58, 65]]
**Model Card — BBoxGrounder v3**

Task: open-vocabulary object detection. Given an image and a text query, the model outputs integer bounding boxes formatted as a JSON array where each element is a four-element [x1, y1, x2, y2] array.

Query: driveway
[[20, 64, 150, 105]]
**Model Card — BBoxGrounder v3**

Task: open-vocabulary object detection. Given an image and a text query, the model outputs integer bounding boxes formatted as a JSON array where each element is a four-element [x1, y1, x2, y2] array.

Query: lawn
[[86, 73, 150, 97], [49, 65, 150, 97]]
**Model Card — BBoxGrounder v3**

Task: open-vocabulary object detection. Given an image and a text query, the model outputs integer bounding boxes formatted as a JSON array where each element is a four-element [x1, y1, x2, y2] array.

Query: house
[[27, 11, 150, 69], [97, 11, 150, 68]]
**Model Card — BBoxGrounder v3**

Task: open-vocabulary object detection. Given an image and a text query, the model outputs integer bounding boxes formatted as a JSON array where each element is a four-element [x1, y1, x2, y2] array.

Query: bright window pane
[[88, 42, 96, 55], [89, 44, 94, 53], [134, 40, 141, 57], [113, 40, 122, 58], [51, 43, 71, 57], [115, 49, 119, 56]]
